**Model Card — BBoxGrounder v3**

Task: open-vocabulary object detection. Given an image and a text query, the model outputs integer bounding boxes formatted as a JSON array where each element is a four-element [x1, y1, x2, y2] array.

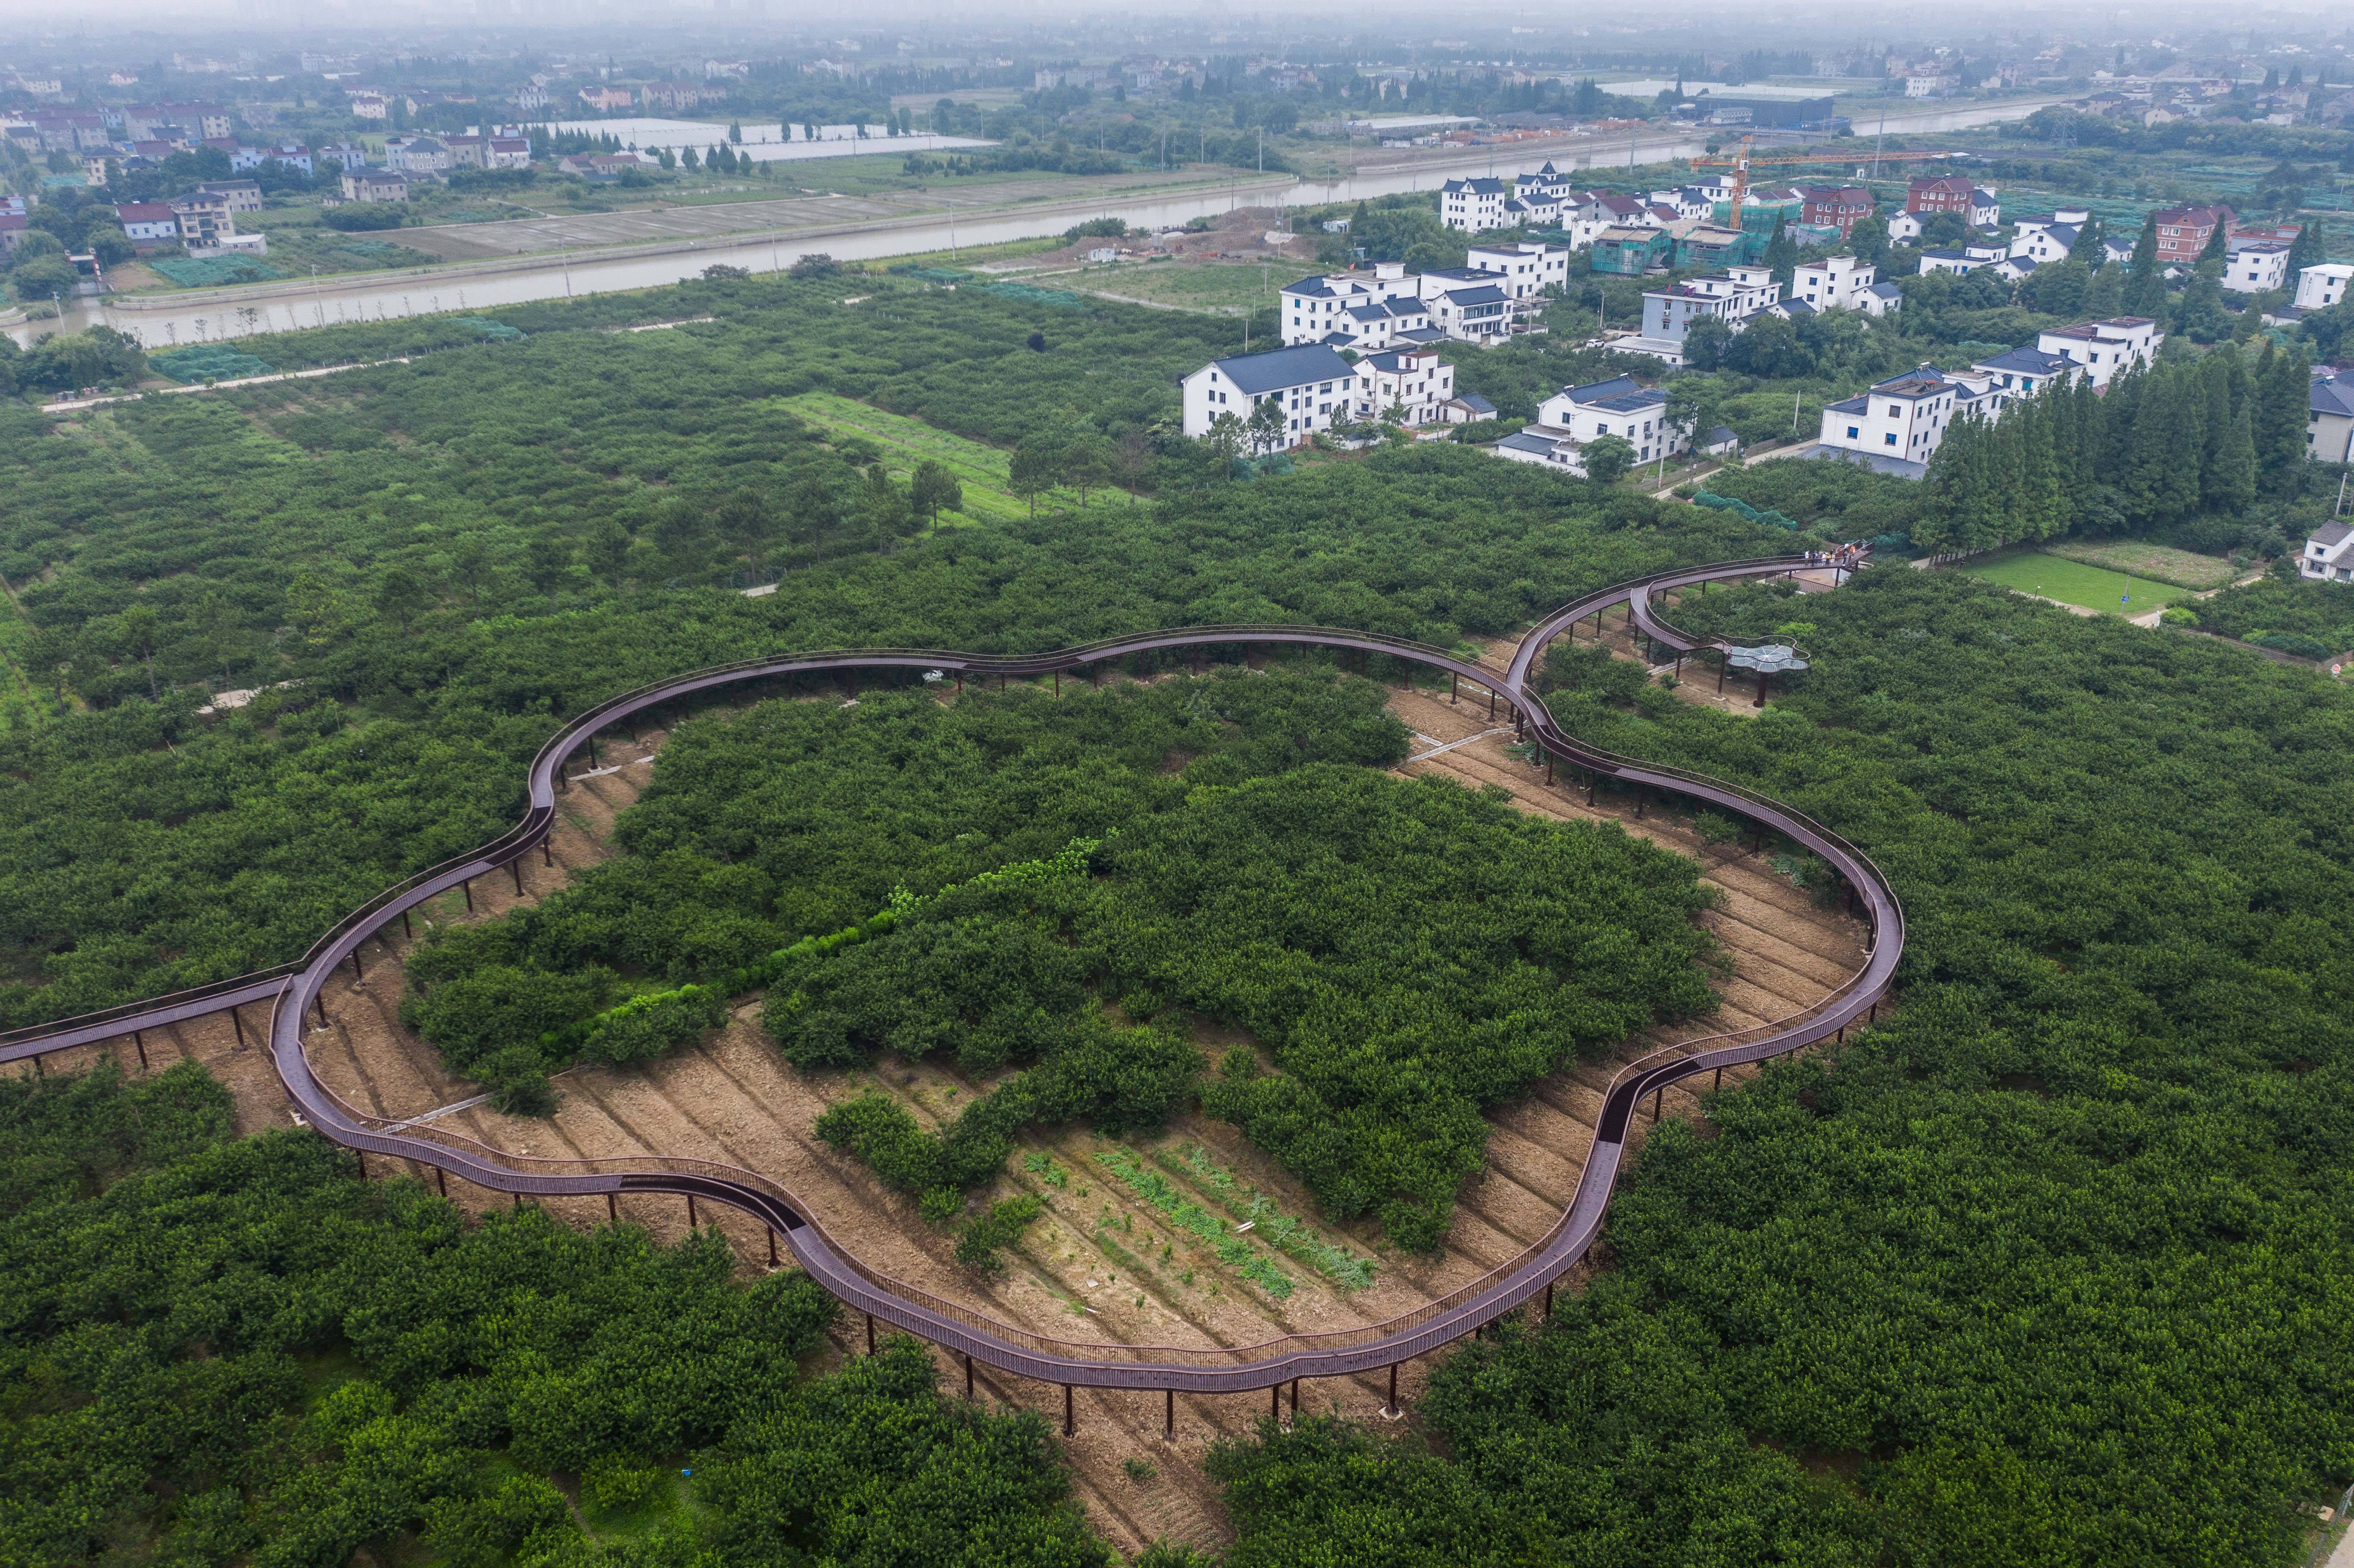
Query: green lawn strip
[[2038, 538, 2241, 591], [779, 390, 1132, 525], [778, 392, 1029, 523], [1093, 1148, 1292, 1300], [1049, 261, 1286, 316], [1962, 550, 2190, 616], [1158, 1144, 1378, 1291]]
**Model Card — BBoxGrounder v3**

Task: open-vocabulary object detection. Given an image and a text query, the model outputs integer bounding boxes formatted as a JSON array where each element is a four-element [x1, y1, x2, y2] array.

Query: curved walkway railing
[[0, 556, 1903, 1396]]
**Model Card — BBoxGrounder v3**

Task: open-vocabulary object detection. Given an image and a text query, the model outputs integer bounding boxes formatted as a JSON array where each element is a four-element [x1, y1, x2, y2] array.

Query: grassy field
[[1963, 549, 2193, 616], [781, 392, 1144, 526], [2040, 537, 2243, 591], [1045, 258, 1293, 315]]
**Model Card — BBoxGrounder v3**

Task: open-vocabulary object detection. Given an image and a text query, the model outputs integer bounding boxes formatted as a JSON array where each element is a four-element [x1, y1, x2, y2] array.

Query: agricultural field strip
[[778, 391, 1030, 519]]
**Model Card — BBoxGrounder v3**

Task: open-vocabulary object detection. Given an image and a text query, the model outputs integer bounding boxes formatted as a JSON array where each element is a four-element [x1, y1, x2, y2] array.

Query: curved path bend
[[0, 555, 1901, 1396]]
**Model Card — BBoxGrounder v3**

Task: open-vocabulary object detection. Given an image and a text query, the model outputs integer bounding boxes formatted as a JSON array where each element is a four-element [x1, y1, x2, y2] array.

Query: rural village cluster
[[1183, 162, 2354, 562]]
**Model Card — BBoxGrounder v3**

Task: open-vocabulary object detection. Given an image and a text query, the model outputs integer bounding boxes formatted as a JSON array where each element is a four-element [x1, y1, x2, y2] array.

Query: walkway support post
[[687, 1192, 698, 1229], [866, 1313, 876, 1355], [768, 1226, 779, 1267], [1383, 1363, 1400, 1419], [966, 1354, 976, 1400], [1063, 1384, 1074, 1437], [230, 1006, 246, 1048], [607, 1192, 617, 1223], [462, 878, 474, 913], [133, 1030, 147, 1070]]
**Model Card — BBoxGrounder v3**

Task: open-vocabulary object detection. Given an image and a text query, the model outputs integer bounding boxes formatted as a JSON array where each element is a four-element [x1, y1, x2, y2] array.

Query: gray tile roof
[[1205, 344, 1360, 396], [1561, 374, 1642, 403], [1975, 347, 2073, 375]]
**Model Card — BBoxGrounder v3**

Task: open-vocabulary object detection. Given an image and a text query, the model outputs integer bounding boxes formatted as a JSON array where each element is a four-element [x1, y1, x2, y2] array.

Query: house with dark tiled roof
[[2299, 517, 2354, 581]]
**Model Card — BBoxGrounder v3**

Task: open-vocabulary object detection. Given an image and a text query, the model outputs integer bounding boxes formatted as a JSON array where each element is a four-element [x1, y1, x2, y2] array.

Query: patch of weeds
[[1095, 1149, 1292, 1300], [1157, 1145, 1376, 1290]]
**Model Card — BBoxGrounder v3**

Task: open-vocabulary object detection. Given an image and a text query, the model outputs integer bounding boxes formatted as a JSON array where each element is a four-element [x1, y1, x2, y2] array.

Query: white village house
[[1182, 345, 1361, 444], [1791, 255, 1902, 316], [2035, 316, 2162, 389], [1179, 342, 1458, 446], [2297, 263, 2354, 311], [1439, 176, 1511, 233], [2299, 518, 2354, 582], [1815, 367, 2000, 479]]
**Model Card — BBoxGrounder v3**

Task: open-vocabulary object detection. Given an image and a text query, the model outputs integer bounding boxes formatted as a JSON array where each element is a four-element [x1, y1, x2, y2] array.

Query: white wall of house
[[2226, 243, 2292, 294], [1535, 391, 1683, 464], [2034, 318, 2162, 388], [1791, 255, 1880, 311], [1818, 375, 1967, 464], [1465, 242, 1569, 299], [2297, 263, 2354, 310], [1180, 360, 1366, 442]]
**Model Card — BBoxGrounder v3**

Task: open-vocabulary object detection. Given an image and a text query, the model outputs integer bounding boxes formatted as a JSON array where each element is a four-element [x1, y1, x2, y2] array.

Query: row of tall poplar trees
[[1913, 339, 2313, 554]]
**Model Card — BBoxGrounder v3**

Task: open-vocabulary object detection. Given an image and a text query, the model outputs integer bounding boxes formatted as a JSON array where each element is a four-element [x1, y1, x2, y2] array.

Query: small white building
[[1887, 210, 1925, 243], [1919, 243, 2006, 276], [340, 167, 411, 203], [1354, 346, 1456, 426], [1492, 427, 1585, 471], [1464, 242, 1569, 299], [1791, 255, 1899, 315], [1440, 177, 1511, 233], [2035, 317, 2162, 389], [1535, 375, 1685, 466], [2224, 240, 2293, 295], [2296, 263, 2354, 311], [1180, 344, 1364, 445], [2008, 211, 2087, 266], [2299, 518, 2354, 581], [1631, 265, 1782, 364], [113, 201, 176, 242], [1970, 345, 2077, 403], [1817, 366, 2000, 477], [386, 135, 452, 175], [1423, 280, 1514, 342], [2308, 371, 2354, 465], [1279, 264, 1420, 346]]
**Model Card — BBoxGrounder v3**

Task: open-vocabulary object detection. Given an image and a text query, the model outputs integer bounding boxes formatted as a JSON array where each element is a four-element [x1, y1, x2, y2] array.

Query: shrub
[[582, 1454, 666, 1513], [953, 1195, 1043, 1270], [321, 205, 407, 231]]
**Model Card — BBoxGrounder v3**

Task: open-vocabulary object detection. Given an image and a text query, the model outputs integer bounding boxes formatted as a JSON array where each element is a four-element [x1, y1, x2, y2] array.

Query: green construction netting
[[149, 345, 276, 383], [1691, 489, 1800, 530], [984, 281, 1088, 309]]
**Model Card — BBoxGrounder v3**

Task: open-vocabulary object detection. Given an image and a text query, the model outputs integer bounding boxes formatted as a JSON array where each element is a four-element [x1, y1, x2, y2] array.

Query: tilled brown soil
[[16, 649, 1872, 1561]]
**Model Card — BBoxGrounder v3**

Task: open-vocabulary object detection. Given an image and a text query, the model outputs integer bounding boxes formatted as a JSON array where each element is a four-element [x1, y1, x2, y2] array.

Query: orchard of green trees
[[11, 259, 2354, 1565], [0, 1061, 1121, 1568], [405, 671, 1719, 1251], [0, 273, 1772, 1033], [1202, 565, 2354, 1565]]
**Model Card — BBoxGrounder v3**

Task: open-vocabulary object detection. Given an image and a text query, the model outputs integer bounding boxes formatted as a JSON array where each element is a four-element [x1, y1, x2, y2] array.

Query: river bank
[[11, 96, 2062, 352]]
